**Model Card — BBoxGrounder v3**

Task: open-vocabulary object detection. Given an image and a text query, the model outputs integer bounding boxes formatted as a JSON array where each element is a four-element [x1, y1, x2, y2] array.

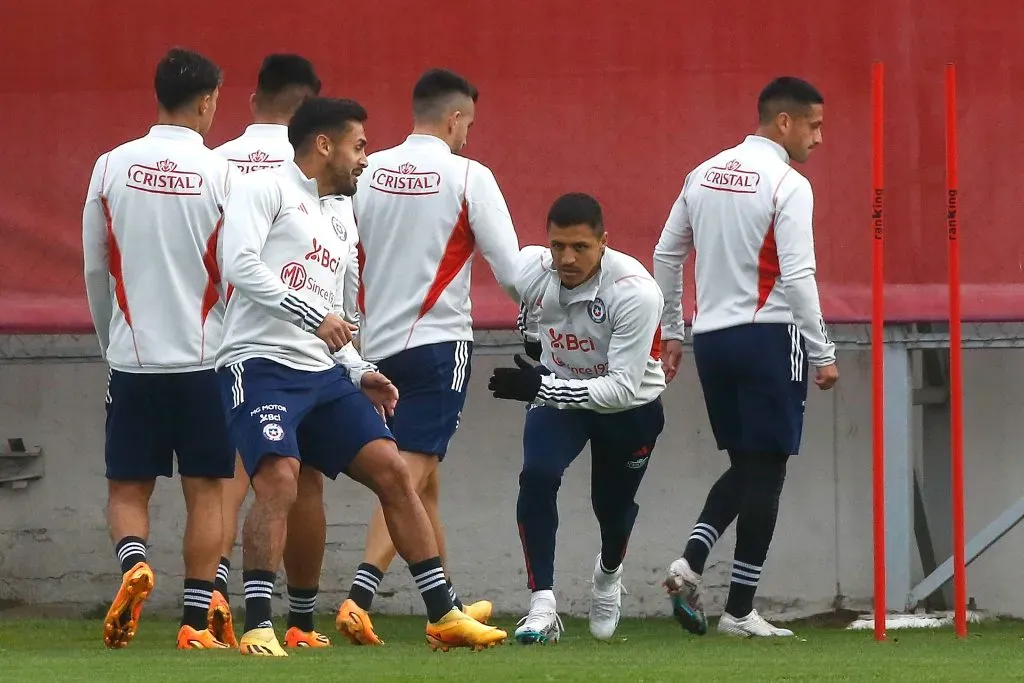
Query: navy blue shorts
[[521, 399, 665, 480], [105, 369, 234, 480], [691, 323, 809, 456], [218, 359, 395, 479], [374, 341, 472, 460]]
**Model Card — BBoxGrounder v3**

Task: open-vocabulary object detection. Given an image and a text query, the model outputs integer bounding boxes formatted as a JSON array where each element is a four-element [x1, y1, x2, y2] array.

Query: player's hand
[[360, 371, 399, 418], [488, 354, 543, 402], [814, 362, 839, 390], [315, 314, 358, 353], [660, 339, 684, 383], [524, 338, 542, 362]]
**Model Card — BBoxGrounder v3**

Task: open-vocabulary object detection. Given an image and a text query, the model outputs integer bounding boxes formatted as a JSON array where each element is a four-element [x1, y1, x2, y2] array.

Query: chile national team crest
[[331, 216, 347, 241], [588, 297, 607, 323]]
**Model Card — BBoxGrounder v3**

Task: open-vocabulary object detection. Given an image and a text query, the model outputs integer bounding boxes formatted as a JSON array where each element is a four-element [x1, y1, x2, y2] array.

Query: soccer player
[[488, 193, 667, 644], [82, 48, 234, 650], [337, 68, 520, 644], [216, 96, 508, 656], [652, 76, 839, 638], [212, 53, 343, 649]]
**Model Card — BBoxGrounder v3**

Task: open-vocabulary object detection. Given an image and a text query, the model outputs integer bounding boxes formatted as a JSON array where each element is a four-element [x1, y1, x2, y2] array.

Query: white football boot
[[664, 557, 708, 635], [588, 554, 624, 641], [514, 590, 563, 645], [718, 609, 795, 638]]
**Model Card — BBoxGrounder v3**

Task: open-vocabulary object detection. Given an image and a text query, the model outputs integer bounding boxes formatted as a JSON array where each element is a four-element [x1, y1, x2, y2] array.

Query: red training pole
[[945, 62, 967, 639], [870, 60, 886, 642]]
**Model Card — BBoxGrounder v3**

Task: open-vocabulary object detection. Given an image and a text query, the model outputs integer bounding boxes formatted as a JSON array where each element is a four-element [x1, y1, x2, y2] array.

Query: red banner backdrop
[[1, 0, 1022, 333]]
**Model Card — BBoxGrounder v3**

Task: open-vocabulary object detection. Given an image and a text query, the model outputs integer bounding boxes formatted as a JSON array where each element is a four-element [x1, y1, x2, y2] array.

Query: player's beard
[[332, 164, 358, 197]]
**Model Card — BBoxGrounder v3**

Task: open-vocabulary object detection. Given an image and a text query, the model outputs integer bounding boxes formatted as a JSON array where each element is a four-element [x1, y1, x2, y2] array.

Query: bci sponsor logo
[[700, 160, 760, 194], [371, 162, 441, 195], [126, 160, 204, 195]]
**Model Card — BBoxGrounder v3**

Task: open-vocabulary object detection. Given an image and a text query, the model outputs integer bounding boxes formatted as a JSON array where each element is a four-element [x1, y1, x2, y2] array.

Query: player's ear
[[248, 92, 257, 116]]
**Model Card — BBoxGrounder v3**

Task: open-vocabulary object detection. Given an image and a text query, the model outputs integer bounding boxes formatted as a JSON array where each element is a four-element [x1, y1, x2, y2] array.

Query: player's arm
[[491, 280, 664, 411], [330, 262, 376, 384], [513, 246, 546, 360], [82, 155, 113, 358], [773, 176, 836, 366], [341, 240, 361, 327], [652, 181, 694, 342], [221, 177, 329, 331], [466, 163, 521, 300]]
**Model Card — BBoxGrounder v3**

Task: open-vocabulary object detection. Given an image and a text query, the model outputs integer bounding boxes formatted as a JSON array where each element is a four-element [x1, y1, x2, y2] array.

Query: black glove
[[489, 354, 543, 402], [524, 338, 542, 362]]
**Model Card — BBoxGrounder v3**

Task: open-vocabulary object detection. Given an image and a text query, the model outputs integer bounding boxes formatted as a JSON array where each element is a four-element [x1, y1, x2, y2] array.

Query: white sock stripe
[[690, 528, 717, 546], [245, 591, 275, 601], [730, 576, 760, 587], [183, 588, 214, 597], [216, 567, 229, 580], [418, 577, 449, 593], [691, 535, 714, 552], [732, 568, 761, 581], [244, 579, 276, 589], [352, 578, 379, 593], [693, 523, 720, 542], [733, 559, 763, 572], [413, 567, 446, 585], [354, 570, 382, 585], [183, 599, 212, 608], [117, 542, 147, 558], [289, 606, 316, 614]]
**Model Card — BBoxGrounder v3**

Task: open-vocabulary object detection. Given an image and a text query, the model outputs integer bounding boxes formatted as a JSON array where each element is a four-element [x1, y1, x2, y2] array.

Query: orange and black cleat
[[102, 561, 155, 649], [284, 627, 331, 648], [207, 591, 237, 648], [176, 625, 230, 650], [335, 598, 384, 646]]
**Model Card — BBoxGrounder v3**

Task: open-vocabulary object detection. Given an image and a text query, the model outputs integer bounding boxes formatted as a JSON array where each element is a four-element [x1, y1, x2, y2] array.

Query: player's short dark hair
[[547, 193, 604, 236], [288, 97, 368, 151], [412, 68, 479, 121], [154, 48, 222, 113], [757, 76, 824, 124], [256, 54, 321, 100]]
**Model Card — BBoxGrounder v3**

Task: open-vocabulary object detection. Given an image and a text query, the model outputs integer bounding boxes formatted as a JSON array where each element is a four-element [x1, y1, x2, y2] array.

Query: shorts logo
[[331, 216, 347, 241], [262, 423, 285, 442], [588, 298, 607, 323]]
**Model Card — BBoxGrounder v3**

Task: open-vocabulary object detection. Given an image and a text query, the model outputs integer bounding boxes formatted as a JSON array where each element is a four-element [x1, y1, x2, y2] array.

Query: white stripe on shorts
[[788, 325, 804, 382], [450, 341, 470, 392], [229, 362, 245, 409]]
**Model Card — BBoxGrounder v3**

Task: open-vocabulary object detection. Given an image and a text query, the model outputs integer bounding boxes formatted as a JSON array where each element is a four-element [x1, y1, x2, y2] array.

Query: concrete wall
[[2, 345, 1024, 621]]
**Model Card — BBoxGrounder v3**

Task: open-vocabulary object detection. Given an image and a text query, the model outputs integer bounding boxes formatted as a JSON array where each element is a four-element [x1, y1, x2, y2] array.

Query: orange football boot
[[176, 625, 230, 649], [335, 598, 384, 646], [102, 561, 155, 649], [284, 626, 331, 648], [207, 591, 237, 648]]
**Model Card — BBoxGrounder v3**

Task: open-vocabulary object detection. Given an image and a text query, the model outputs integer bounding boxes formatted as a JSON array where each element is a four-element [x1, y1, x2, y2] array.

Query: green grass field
[[3, 614, 1023, 682]]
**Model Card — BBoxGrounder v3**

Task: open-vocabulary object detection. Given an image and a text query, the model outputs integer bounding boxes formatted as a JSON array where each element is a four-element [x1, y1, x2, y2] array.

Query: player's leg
[[217, 359, 312, 656], [420, 469, 472, 614], [296, 375, 506, 651], [717, 323, 807, 638], [216, 454, 249, 599], [514, 405, 588, 645], [207, 453, 246, 646], [340, 341, 487, 641], [102, 370, 166, 649], [587, 399, 665, 640], [173, 369, 236, 650], [281, 464, 331, 648], [663, 327, 743, 636]]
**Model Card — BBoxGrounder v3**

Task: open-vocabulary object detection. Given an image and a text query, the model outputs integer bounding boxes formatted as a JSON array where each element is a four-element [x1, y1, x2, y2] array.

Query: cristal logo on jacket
[[126, 159, 203, 195], [371, 161, 442, 196], [227, 149, 284, 174], [699, 159, 760, 194]]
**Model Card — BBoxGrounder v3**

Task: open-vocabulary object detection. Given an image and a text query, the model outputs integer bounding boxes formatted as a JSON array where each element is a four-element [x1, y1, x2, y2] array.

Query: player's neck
[[410, 124, 454, 151], [251, 113, 290, 126], [754, 127, 786, 148], [293, 156, 330, 197], [155, 113, 204, 136]]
